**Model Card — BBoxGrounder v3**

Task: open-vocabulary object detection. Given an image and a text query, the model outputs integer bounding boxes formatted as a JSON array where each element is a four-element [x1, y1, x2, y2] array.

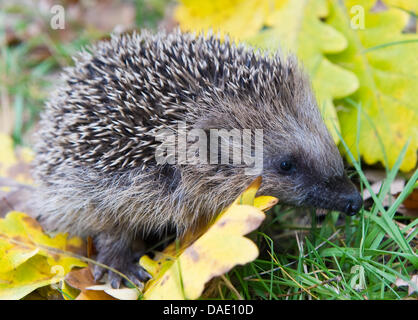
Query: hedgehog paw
[[92, 234, 151, 289]]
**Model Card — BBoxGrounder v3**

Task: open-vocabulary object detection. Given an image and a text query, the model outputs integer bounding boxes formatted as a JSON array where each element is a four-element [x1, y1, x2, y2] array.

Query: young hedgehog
[[33, 30, 362, 288]]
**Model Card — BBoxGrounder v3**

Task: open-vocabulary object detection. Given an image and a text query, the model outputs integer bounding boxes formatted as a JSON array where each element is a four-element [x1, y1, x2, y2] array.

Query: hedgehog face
[[260, 131, 363, 216], [194, 93, 362, 215]]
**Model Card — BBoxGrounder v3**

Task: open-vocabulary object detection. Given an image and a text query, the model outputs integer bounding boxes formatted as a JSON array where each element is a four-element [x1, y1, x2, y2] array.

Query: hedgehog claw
[[122, 266, 151, 288], [109, 272, 122, 289], [93, 260, 150, 289], [93, 266, 105, 282], [137, 267, 152, 282]]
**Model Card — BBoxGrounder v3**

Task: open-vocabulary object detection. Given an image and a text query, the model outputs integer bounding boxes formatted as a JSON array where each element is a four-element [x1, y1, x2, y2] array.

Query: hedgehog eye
[[279, 160, 293, 172]]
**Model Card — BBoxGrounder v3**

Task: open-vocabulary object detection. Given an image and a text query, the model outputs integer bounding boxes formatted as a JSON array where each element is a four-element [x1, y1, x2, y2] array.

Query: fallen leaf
[[253, 195, 279, 211], [397, 186, 418, 218], [60, 279, 81, 300], [0, 211, 86, 299], [65, 267, 116, 300], [140, 177, 278, 300], [86, 284, 140, 300], [0, 255, 65, 300]]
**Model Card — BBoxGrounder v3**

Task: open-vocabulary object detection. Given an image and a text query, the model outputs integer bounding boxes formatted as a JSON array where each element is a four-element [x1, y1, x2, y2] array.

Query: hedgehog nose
[[344, 193, 363, 216]]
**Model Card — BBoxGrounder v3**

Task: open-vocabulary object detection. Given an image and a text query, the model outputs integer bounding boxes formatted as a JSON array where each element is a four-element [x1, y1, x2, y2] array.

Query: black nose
[[344, 193, 363, 216]]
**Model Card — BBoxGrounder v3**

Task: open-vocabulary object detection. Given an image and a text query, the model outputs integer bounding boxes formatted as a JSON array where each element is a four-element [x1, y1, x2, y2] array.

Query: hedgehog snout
[[328, 176, 363, 216], [341, 190, 363, 216], [301, 174, 363, 215]]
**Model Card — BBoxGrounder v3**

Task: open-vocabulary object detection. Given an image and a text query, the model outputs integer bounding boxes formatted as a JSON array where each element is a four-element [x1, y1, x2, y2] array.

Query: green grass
[[220, 173, 417, 299], [0, 38, 52, 144], [0, 5, 95, 145], [135, 0, 172, 29]]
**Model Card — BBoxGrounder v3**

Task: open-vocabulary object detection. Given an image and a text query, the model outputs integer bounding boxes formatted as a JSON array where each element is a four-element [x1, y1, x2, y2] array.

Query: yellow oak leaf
[[327, 0, 418, 171], [0, 255, 65, 300], [60, 279, 81, 300], [0, 211, 86, 299], [175, 0, 287, 41], [140, 177, 278, 300]]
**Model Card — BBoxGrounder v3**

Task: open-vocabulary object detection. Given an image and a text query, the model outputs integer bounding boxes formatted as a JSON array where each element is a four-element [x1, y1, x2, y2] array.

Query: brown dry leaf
[[65, 267, 116, 300], [397, 187, 418, 218]]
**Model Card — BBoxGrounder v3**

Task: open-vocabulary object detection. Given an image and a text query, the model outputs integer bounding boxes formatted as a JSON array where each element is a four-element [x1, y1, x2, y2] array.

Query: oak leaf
[[0, 211, 86, 299], [140, 177, 277, 300]]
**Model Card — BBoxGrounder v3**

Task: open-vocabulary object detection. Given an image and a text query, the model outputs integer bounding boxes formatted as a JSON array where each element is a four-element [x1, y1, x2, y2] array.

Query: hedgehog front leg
[[92, 233, 151, 288]]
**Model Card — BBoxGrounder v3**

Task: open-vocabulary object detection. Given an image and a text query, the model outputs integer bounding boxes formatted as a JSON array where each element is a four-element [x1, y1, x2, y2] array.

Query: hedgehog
[[33, 29, 363, 288]]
